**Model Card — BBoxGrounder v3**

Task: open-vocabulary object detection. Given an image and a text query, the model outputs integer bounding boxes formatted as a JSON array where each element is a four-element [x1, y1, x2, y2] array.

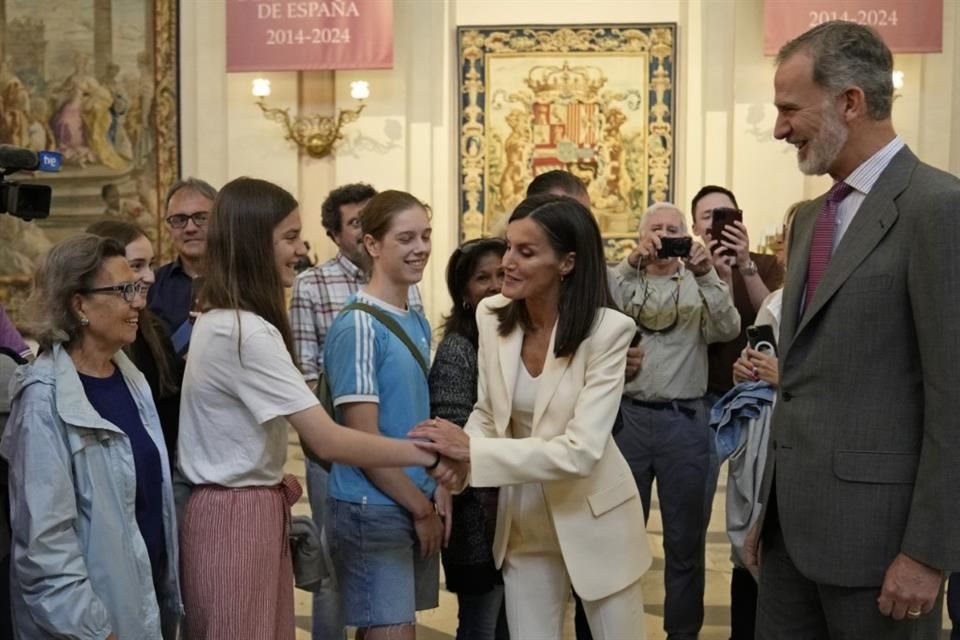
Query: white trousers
[[502, 484, 647, 640]]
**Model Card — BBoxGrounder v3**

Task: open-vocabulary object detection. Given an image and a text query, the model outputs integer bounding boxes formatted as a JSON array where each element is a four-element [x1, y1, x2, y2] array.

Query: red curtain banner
[[764, 0, 943, 55], [227, 0, 394, 71]]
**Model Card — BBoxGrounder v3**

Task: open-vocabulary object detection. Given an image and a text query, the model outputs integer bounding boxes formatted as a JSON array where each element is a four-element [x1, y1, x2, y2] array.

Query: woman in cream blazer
[[413, 194, 651, 640]]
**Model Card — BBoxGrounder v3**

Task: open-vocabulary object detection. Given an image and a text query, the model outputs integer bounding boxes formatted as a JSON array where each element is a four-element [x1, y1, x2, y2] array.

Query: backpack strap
[[341, 302, 429, 377]]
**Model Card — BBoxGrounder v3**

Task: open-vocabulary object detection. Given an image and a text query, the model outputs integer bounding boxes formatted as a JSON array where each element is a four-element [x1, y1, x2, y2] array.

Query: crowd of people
[[0, 20, 958, 640]]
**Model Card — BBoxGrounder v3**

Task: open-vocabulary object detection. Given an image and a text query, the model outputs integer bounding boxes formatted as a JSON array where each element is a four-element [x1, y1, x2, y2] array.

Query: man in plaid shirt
[[289, 183, 422, 640]]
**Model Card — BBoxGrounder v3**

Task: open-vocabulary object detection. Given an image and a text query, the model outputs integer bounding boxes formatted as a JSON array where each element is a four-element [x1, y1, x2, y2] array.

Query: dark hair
[[24, 234, 127, 351], [690, 185, 739, 222], [86, 219, 146, 246], [321, 183, 377, 236], [85, 219, 178, 396], [777, 21, 894, 120], [164, 177, 218, 212], [526, 170, 588, 200], [202, 177, 299, 358], [496, 194, 614, 358], [440, 237, 507, 348]]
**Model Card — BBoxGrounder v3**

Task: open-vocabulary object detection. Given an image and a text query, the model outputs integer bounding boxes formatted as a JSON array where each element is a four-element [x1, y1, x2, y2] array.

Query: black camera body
[[657, 236, 692, 259], [1, 181, 52, 220], [1, 144, 55, 221]]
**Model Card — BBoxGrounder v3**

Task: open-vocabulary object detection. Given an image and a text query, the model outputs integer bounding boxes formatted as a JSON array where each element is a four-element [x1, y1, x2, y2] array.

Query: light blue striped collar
[[842, 135, 904, 196]]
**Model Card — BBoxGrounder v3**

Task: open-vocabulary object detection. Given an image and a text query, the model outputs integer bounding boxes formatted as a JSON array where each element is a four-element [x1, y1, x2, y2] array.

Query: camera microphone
[[0, 145, 40, 172]]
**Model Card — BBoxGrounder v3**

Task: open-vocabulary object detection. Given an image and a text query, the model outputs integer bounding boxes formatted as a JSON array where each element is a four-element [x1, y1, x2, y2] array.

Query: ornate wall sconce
[[251, 78, 370, 159]]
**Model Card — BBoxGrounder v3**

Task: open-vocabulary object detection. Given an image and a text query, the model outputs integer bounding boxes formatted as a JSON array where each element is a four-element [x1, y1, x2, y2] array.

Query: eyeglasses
[[165, 211, 209, 229], [80, 281, 149, 303], [635, 275, 681, 335]]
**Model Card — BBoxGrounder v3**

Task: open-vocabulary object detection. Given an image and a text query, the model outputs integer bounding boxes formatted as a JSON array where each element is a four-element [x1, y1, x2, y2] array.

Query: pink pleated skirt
[[180, 475, 302, 640]]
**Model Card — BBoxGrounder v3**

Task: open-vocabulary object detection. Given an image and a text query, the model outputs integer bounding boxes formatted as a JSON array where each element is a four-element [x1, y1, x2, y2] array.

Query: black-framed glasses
[[80, 281, 148, 303], [165, 211, 209, 229]]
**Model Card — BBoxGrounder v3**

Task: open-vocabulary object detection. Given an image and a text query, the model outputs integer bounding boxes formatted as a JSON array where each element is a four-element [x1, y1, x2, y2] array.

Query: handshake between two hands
[[409, 417, 471, 490]]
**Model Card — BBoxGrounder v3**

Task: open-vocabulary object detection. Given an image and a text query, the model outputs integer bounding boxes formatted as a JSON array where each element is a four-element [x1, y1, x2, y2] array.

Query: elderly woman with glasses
[[0, 234, 182, 640], [610, 202, 739, 640]]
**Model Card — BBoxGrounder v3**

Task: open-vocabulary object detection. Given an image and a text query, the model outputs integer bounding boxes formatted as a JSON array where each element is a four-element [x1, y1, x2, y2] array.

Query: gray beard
[[797, 111, 849, 176]]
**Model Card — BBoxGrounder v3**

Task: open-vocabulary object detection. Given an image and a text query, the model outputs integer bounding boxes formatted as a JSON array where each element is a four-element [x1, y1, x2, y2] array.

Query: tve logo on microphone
[[37, 150, 63, 172]]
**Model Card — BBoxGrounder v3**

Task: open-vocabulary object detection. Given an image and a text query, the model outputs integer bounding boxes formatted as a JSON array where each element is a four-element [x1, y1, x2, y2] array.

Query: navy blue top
[[147, 259, 194, 335], [79, 368, 166, 584]]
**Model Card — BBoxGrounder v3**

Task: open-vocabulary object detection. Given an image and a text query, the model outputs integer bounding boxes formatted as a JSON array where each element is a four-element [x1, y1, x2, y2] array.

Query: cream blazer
[[465, 294, 652, 601]]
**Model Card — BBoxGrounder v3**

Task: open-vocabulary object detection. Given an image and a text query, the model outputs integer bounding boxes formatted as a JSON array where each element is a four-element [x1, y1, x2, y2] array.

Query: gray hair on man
[[638, 202, 688, 234], [164, 177, 219, 211], [776, 21, 894, 121]]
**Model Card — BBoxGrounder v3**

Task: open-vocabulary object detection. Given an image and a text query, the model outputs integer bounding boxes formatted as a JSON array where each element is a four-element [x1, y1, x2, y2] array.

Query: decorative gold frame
[[457, 24, 677, 261], [0, 0, 179, 323]]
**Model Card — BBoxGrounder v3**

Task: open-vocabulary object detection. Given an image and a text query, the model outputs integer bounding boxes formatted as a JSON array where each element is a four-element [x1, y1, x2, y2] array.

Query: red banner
[[763, 0, 943, 55], [226, 0, 394, 71]]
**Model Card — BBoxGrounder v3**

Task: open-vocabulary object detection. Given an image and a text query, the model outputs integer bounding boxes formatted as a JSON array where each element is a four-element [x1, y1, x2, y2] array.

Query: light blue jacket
[[710, 381, 775, 568], [0, 343, 182, 639]]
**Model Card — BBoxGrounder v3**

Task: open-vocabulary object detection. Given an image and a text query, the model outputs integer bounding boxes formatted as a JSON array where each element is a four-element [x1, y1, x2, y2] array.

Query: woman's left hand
[[745, 347, 780, 387], [410, 418, 472, 462]]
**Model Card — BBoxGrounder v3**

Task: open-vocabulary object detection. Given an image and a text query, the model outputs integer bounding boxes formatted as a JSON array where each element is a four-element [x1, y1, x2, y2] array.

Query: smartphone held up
[[746, 324, 777, 356], [709, 207, 743, 257]]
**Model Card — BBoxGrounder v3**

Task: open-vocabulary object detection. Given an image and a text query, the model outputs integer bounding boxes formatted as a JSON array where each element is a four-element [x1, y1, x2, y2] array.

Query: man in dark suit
[[749, 21, 960, 638]]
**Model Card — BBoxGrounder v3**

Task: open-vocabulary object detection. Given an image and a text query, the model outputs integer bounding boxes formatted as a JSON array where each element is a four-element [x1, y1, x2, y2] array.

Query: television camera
[[0, 145, 60, 221]]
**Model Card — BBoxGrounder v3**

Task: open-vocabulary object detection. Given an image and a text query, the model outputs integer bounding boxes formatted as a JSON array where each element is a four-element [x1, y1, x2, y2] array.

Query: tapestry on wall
[[0, 0, 179, 319], [457, 23, 677, 261]]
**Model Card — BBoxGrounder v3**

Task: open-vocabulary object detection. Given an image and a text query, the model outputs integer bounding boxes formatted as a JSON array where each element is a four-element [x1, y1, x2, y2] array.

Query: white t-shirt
[[178, 309, 319, 487]]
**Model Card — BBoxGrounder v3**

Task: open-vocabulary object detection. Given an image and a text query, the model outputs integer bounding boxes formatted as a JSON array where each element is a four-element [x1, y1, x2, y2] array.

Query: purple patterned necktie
[[804, 180, 854, 311]]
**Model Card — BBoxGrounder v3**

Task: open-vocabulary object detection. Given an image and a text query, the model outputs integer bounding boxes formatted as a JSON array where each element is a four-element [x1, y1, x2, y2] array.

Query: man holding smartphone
[[692, 186, 783, 396], [689, 185, 783, 639]]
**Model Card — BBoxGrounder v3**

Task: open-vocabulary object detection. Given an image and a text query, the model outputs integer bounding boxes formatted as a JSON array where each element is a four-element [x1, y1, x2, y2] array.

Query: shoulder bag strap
[[341, 302, 429, 377]]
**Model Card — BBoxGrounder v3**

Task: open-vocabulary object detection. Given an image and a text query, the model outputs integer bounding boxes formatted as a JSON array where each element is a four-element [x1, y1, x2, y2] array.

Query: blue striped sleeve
[[324, 310, 379, 405]]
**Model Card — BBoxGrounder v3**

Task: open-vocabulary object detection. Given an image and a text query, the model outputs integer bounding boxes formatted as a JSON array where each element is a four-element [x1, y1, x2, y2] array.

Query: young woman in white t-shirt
[[176, 177, 449, 640]]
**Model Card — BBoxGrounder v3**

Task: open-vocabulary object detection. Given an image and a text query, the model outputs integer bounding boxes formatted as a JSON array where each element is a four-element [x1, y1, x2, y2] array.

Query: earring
[[462, 300, 471, 310], [79, 316, 90, 326]]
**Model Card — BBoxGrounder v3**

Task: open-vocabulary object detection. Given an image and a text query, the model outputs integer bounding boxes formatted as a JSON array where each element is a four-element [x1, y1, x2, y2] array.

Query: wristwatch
[[739, 259, 758, 276]]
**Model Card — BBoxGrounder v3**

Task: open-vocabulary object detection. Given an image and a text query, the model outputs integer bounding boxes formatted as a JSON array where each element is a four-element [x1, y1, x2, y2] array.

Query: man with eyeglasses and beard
[[147, 177, 218, 354], [610, 202, 739, 640]]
